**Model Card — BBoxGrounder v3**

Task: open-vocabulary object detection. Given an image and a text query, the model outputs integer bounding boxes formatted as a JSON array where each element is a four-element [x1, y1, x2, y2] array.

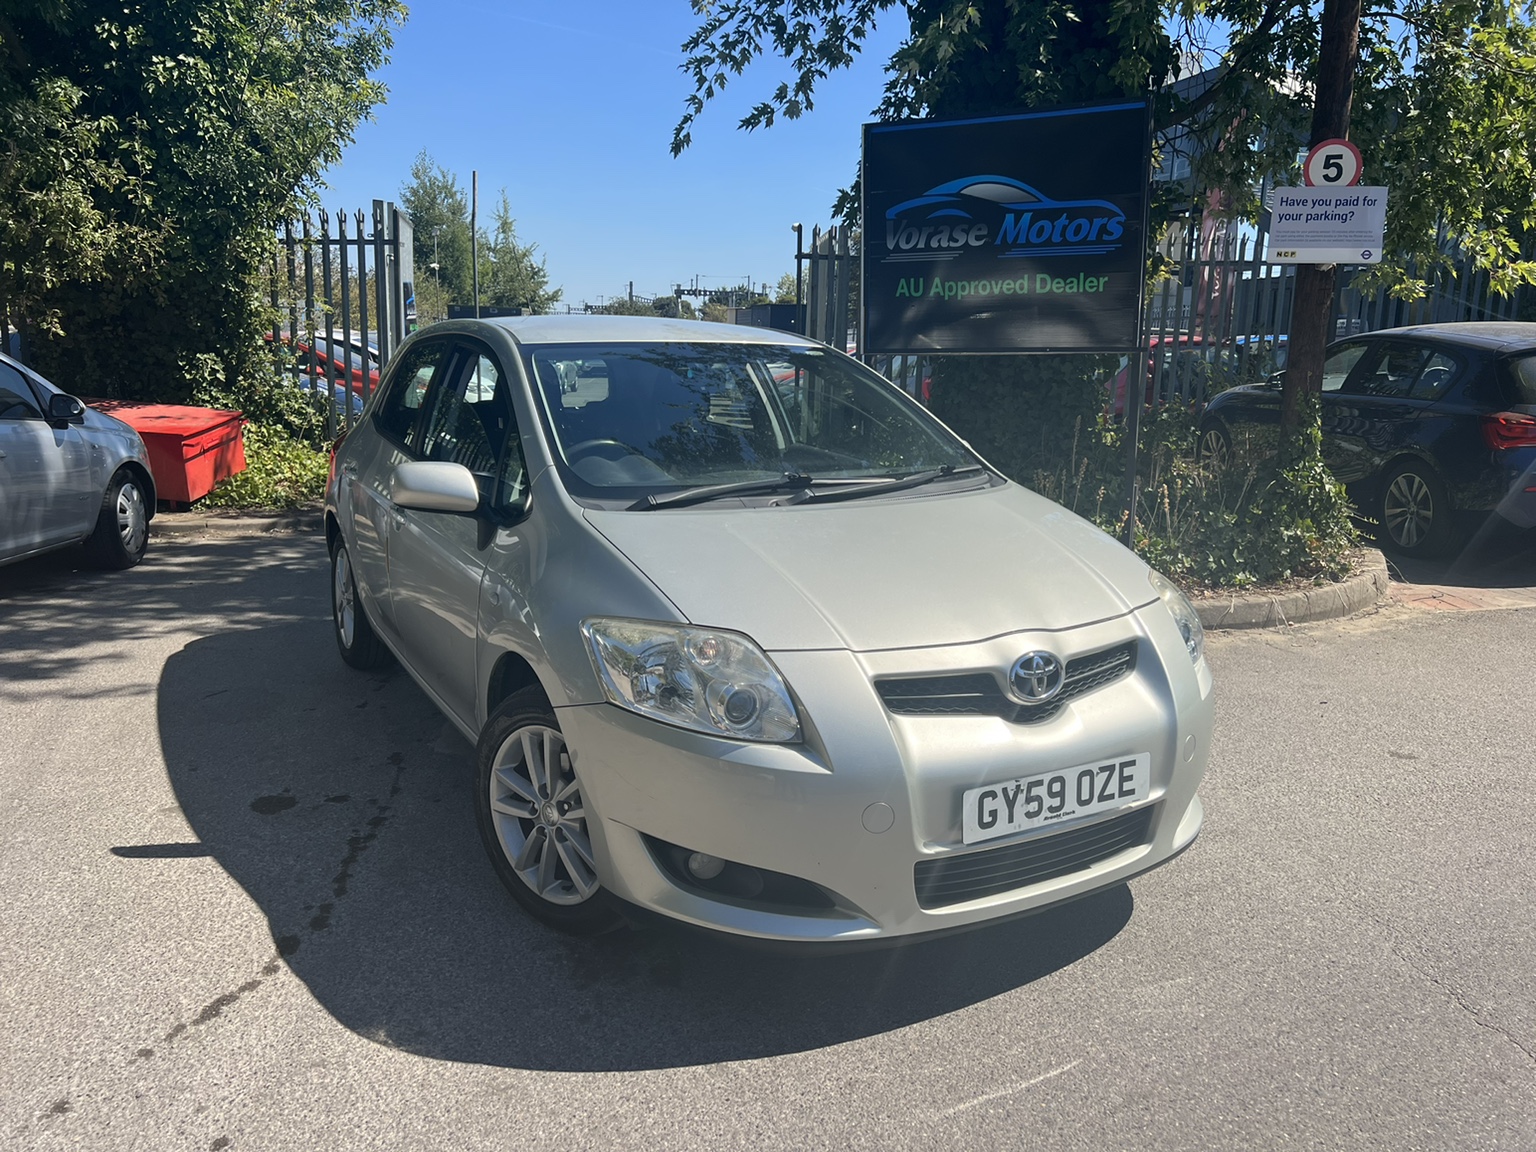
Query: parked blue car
[[1198, 322, 1536, 556]]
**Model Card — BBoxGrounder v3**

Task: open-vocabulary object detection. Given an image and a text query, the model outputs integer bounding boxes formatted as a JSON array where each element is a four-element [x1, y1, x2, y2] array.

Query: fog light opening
[[686, 851, 725, 880]]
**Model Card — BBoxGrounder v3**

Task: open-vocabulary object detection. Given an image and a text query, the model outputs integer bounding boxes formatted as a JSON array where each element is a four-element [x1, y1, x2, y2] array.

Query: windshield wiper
[[798, 463, 987, 504], [635, 465, 986, 510], [637, 472, 817, 510]]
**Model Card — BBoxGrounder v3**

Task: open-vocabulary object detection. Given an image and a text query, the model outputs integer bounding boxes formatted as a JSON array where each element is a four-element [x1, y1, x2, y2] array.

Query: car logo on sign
[[1009, 652, 1065, 705]]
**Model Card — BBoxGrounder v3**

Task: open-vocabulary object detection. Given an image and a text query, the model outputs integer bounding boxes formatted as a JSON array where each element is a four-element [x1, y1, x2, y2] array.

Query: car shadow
[[144, 568, 1132, 1073], [1383, 517, 1536, 589], [3, 535, 1132, 1072]]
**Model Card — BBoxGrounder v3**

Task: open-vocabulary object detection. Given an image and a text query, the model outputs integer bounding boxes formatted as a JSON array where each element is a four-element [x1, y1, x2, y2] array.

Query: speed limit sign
[[1304, 138, 1362, 187]]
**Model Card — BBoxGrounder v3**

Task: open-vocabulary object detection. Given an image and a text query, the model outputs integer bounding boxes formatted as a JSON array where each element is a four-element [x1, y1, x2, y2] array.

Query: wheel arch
[[1375, 450, 1449, 505], [117, 460, 157, 518], [485, 649, 552, 720]]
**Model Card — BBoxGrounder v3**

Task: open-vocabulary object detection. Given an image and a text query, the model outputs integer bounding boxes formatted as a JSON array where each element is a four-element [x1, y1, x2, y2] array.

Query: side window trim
[[0, 361, 45, 420], [415, 337, 530, 521], [456, 339, 531, 520]]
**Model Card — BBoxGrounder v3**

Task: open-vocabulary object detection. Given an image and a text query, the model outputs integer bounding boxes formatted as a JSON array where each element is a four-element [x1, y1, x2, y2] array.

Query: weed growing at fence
[[201, 423, 328, 510], [930, 358, 1357, 589]]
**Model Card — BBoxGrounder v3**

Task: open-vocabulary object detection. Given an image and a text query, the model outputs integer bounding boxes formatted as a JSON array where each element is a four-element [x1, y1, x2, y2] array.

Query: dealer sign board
[[862, 101, 1150, 354], [1267, 186, 1388, 264]]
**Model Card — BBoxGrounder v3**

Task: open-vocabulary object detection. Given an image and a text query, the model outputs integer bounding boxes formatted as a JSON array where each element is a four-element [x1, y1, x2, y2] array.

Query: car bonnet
[[581, 482, 1156, 652]]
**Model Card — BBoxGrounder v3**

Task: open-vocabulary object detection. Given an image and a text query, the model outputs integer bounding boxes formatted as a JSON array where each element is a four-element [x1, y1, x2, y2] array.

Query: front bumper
[[556, 607, 1213, 943]]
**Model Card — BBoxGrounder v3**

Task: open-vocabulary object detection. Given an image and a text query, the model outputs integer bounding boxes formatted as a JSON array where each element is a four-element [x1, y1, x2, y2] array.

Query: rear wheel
[[1379, 460, 1454, 557], [330, 538, 390, 669], [475, 687, 622, 934], [83, 470, 149, 569]]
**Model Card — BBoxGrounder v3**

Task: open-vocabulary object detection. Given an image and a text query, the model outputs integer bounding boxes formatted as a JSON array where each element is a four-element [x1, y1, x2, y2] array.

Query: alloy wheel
[[1383, 471, 1434, 549], [333, 546, 356, 648], [1199, 428, 1231, 467], [487, 725, 599, 906]]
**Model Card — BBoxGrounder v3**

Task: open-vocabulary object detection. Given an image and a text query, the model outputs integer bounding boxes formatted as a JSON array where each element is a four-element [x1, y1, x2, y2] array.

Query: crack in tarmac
[[127, 751, 411, 1065], [1374, 916, 1536, 1071]]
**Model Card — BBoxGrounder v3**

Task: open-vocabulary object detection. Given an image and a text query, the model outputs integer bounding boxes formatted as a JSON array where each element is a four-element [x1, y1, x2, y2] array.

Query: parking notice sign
[[1268, 186, 1388, 264]]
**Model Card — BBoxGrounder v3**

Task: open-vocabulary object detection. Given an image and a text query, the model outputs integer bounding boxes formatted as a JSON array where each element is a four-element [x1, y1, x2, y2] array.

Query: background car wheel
[[83, 469, 149, 569], [1197, 423, 1233, 467], [475, 687, 623, 934], [1379, 460, 1454, 557], [330, 539, 390, 669]]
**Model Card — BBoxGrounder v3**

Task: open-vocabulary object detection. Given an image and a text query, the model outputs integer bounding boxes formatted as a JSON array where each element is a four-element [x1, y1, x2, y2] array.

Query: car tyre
[[330, 538, 391, 669], [83, 469, 149, 569], [475, 686, 623, 934], [1196, 422, 1234, 467], [1379, 460, 1454, 558]]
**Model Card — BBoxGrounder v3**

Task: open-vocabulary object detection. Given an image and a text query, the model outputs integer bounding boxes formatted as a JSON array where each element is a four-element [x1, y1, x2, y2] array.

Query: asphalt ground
[[2, 535, 1533, 1151]]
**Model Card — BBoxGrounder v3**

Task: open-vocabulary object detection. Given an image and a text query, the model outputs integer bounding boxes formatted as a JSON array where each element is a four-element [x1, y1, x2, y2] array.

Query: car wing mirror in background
[[390, 460, 482, 514], [47, 394, 87, 426]]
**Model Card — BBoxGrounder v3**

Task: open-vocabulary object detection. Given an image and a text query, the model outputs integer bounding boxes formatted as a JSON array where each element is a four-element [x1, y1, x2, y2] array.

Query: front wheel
[[475, 687, 622, 934], [83, 470, 149, 569], [1379, 461, 1454, 558], [1196, 423, 1233, 467]]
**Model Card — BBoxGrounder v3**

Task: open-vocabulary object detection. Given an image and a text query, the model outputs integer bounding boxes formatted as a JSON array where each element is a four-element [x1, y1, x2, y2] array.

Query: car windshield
[[526, 342, 975, 502]]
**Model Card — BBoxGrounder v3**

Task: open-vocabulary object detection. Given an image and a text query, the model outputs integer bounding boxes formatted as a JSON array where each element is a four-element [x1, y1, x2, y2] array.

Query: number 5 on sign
[[1304, 138, 1362, 187]]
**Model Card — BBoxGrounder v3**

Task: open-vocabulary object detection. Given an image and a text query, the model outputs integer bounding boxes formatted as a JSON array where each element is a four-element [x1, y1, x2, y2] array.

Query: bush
[[201, 422, 328, 510], [929, 358, 1358, 589], [192, 353, 327, 446]]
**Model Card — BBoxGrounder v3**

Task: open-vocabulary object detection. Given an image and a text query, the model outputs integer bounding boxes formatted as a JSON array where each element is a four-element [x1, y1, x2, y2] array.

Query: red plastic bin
[[85, 401, 247, 505]]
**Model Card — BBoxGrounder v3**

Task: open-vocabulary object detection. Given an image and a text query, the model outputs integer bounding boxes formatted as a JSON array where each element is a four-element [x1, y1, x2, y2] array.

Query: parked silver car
[[0, 352, 155, 569], [325, 316, 1213, 943]]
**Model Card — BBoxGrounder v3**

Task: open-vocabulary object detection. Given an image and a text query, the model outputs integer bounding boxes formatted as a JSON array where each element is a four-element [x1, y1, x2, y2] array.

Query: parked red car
[[1107, 334, 1233, 417], [265, 332, 381, 398]]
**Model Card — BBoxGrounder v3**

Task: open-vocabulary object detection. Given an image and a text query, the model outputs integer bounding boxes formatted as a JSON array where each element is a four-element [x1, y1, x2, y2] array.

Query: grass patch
[[201, 423, 328, 510]]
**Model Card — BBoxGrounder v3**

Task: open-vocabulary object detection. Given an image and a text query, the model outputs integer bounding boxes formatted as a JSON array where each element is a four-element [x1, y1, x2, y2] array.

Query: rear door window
[[1346, 342, 1430, 398]]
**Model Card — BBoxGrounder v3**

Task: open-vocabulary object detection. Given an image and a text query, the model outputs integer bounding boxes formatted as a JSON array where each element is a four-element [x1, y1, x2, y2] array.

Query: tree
[[774, 272, 798, 303], [483, 193, 562, 314], [675, 0, 1536, 434], [398, 152, 474, 301], [1, 0, 404, 401]]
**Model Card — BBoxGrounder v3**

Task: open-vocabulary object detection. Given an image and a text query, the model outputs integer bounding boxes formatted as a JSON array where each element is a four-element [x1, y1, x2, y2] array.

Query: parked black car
[[1198, 323, 1536, 556]]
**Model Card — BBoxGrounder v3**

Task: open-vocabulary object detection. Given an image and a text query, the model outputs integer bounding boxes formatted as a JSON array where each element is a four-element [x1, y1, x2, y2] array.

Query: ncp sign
[[1267, 186, 1388, 264], [862, 102, 1150, 353]]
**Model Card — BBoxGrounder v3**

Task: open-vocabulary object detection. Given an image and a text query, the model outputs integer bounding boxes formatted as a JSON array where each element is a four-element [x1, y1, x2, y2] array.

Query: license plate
[[961, 753, 1151, 845]]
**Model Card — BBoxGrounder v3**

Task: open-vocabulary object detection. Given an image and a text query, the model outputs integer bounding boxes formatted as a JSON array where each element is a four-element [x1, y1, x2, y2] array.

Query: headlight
[[1148, 570, 1205, 664], [581, 618, 801, 743]]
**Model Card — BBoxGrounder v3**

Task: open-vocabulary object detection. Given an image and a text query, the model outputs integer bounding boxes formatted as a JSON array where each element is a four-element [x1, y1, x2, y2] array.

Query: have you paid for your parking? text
[[895, 274, 1110, 300]]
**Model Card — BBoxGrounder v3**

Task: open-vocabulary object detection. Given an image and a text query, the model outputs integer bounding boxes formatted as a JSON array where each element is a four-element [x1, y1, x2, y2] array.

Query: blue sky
[[319, 2, 906, 308]]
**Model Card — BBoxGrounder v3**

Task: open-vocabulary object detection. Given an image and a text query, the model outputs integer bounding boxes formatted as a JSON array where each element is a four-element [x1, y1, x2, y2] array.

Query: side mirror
[[390, 460, 481, 514], [48, 393, 87, 426]]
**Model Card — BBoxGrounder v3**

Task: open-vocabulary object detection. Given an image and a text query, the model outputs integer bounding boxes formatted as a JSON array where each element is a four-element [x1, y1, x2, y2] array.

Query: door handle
[[390, 505, 406, 530]]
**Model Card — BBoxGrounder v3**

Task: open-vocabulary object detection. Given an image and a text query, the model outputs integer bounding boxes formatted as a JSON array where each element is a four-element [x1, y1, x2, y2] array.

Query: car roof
[[1351, 322, 1536, 353], [472, 314, 818, 348]]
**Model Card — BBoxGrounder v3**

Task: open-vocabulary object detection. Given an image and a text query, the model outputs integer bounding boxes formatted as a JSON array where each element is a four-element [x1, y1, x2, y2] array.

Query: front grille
[[875, 640, 1137, 725], [914, 806, 1155, 909]]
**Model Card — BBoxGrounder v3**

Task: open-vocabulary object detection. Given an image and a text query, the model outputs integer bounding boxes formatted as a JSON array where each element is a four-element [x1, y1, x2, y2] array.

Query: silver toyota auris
[[325, 316, 1213, 943]]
